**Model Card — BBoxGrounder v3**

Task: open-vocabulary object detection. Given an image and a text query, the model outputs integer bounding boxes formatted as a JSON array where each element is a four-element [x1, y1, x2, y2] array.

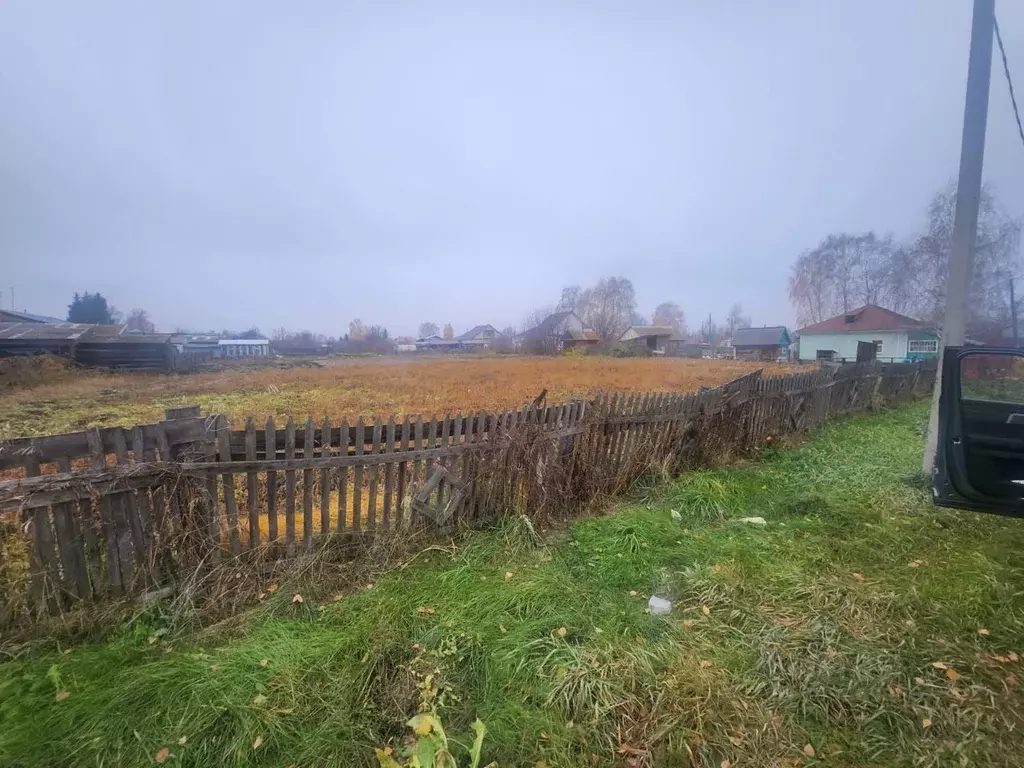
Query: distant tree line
[[789, 182, 1022, 335]]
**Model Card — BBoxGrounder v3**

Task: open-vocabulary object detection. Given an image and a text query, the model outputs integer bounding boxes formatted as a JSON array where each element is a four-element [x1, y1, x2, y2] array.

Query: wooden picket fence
[[0, 360, 936, 628]]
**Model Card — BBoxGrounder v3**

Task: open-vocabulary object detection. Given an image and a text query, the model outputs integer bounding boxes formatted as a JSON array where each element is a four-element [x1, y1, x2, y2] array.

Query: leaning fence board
[[411, 417, 424, 527], [112, 429, 145, 582]]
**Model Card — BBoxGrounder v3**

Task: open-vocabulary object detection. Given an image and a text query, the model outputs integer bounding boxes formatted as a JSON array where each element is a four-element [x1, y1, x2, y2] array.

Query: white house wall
[[798, 331, 907, 361]]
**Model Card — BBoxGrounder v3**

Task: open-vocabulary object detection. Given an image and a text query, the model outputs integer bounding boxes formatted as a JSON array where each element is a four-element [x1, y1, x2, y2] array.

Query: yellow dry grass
[[1, 355, 785, 439]]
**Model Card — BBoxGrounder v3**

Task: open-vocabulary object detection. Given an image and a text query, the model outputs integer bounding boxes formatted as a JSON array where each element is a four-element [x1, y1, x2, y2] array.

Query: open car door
[[935, 346, 1024, 516]]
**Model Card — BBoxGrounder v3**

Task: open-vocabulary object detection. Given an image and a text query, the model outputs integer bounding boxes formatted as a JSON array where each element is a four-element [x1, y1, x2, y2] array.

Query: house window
[[909, 339, 938, 354], [873, 339, 883, 354], [816, 349, 835, 361]]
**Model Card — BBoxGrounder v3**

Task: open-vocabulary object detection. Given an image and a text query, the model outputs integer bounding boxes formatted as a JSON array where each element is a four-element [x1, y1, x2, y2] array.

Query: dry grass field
[[0, 355, 783, 439]]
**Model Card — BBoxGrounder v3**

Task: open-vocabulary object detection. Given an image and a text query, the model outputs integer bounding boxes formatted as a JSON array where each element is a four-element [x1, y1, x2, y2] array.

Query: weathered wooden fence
[[0, 360, 935, 628]]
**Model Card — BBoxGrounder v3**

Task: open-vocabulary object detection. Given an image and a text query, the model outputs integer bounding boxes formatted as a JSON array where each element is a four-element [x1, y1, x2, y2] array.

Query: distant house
[[184, 336, 270, 359], [518, 311, 599, 353], [731, 326, 791, 361], [618, 326, 682, 354], [0, 309, 64, 324], [797, 305, 939, 362], [455, 324, 500, 349], [415, 335, 460, 352]]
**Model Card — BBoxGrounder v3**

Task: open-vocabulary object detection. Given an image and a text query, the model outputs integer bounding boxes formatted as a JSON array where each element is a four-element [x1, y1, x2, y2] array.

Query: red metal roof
[[797, 305, 929, 334]]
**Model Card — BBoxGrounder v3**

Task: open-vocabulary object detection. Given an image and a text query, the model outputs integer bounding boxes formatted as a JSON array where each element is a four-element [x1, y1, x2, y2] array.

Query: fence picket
[[352, 417, 365, 532], [320, 417, 332, 536], [265, 417, 279, 546], [383, 416, 396, 529], [367, 417, 382, 530], [338, 418, 349, 533], [217, 416, 241, 556], [303, 416, 315, 550], [285, 418, 297, 552], [246, 419, 259, 548], [87, 428, 121, 597]]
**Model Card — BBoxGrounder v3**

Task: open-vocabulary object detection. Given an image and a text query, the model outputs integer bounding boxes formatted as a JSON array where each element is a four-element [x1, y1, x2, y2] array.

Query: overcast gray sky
[[2, 1, 1023, 337]]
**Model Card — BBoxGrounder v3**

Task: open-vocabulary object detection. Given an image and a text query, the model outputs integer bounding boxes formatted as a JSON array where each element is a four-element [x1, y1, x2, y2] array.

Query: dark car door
[[934, 347, 1024, 516]]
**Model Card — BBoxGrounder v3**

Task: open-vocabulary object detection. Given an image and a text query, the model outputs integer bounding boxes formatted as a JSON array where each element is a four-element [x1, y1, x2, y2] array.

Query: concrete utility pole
[[923, 0, 996, 474], [1012, 279, 1019, 347]]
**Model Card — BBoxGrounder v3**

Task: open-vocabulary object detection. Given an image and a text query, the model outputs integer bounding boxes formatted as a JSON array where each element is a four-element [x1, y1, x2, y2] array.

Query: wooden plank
[[302, 416, 315, 550], [77, 497, 103, 598], [337, 418, 349, 533], [397, 416, 410, 528], [131, 427, 153, 539], [24, 455, 60, 616], [87, 428, 121, 597], [285, 418, 297, 551], [422, 416, 436, 513], [320, 417, 332, 536], [352, 417, 364, 532], [411, 417, 424, 527], [0, 417, 209, 471], [217, 416, 241, 556], [366, 417, 382, 530], [265, 417, 278, 546], [382, 416, 396, 529], [447, 413, 462, 522], [52, 456, 88, 601], [245, 419, 259, 548], [112, 429, 144, 583]]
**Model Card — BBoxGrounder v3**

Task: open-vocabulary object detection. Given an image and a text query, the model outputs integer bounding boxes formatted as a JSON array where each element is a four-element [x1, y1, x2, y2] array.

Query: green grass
[[4, 402, 1024, 766]]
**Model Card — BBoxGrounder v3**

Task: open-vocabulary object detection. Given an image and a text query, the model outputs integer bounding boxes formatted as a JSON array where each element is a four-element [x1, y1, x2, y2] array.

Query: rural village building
[[618, 326, 683, 354], [0, 322, 183, 371], [518, 311, 599, 353], [731, 326, 791, 361], [797, 305, 939, 363]]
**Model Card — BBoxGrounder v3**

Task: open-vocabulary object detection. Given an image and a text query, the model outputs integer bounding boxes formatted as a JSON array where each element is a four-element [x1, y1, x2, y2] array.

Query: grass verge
[[3, 401, 1024, 767]]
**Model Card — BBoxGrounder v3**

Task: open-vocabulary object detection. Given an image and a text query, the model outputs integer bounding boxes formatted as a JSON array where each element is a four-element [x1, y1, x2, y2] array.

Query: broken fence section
[[0, 360, 935, 626]]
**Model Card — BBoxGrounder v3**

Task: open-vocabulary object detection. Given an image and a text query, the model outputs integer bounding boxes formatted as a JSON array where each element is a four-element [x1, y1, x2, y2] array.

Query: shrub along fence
[[0, 360, 936, 628]]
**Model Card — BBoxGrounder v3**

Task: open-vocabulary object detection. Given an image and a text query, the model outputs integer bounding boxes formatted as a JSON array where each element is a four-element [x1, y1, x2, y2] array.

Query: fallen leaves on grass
[[931, 661, 948, 670], [267, 584, 278, 593], [416, 607, 435, 615], [720, 761, 732, 768], [260, 658, 269, 667], [701, 605, 711, 617], [915, 677, 926, 686], [945, 668, 960, 682], [253, 694, 268, 707], [922, 718, 932, 729], [556, 626, 568, 637], [210, 665, 220, 673], [852, 572, 865, 581], [499, 624, 507, 633], [699, 660, 713, 669], [55, 690, 69, 702], [909, 560, 922, 568], [1007, 674, 1019, 687], [292, 593, 303, 604], [154, 747, 170, 764], [177, 736, 188, 746], [504, 571, 513, 582], [803, 743, 816, 757], [977, 627, 991, 636], [253, 735, 263, 751]]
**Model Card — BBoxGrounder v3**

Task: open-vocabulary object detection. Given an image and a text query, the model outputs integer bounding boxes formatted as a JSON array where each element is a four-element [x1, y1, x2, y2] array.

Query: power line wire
[[994, 14, 1024, 153]]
